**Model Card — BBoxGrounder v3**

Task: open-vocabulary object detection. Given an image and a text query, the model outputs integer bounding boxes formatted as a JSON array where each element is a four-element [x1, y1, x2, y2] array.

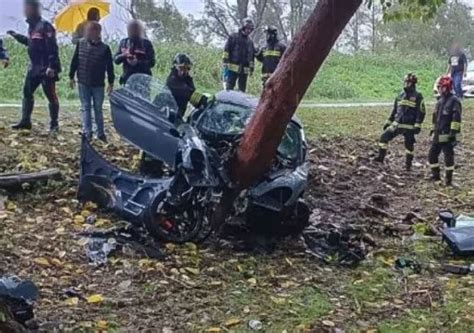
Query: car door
[[110, 74, 182, 170]]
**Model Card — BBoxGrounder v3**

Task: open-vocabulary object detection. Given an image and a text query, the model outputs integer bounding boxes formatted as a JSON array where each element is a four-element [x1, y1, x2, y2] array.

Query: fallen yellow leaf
[[65, 297, 79, 306], [34, 257, 51, 267], [96, 320, 108, 330], [74, 215, 85, 224], [225, 318, 240, 327], [207, 328, 221, 333], [87, 294, 104, 304]]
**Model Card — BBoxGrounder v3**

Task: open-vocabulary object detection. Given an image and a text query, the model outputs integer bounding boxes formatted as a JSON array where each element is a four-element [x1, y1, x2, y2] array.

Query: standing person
[[447, 41, 467, 98], [222, 18, 255, 92], [0, 38, 9, 68], [69, 22, 114, 142], [115, 20, 156, 85], [255, 26, 286, 86], [428, 75, 462, 186], [72, 7, 101, 44], [139, 53, 211, 176], [375, 74, 426, 171], [7, 0, 61, 132]]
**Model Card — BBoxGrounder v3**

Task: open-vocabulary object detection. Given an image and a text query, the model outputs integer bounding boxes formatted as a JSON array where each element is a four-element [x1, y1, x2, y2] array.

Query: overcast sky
[[0, 0, 204, 36]]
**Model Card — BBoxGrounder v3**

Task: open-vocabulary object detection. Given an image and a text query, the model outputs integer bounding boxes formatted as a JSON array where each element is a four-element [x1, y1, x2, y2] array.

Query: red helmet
[[437, 75, 453, 91]]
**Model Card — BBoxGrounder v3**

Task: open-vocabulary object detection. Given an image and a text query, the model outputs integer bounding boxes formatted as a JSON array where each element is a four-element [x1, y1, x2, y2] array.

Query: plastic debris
[[248, 320, 263, 331], [85, 237, 117, 266], [440, 210, 474, 256], [0, 276, 38, 326], [395, 257, 422, 274]]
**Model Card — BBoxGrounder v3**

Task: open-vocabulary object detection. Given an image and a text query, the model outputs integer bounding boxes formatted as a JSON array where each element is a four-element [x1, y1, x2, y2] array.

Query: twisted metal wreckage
[[78, 74, 310, 243]]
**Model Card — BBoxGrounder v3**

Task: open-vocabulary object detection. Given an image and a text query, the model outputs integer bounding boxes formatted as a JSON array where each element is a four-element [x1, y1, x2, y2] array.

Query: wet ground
[[1, 104, 474, 332]]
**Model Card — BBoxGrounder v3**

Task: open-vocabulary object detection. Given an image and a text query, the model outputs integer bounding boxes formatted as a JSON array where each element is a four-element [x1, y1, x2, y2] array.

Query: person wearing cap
[[8, 0, 61, 133], [256, 25, 286, 86], [115, 20, 156, 85], [72, 7, 101, 45], [222, 17, 256, 92], [0, 39, 9, 68]]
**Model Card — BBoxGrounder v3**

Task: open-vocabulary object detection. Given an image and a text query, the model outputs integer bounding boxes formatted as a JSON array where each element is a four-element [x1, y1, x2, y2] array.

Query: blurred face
[[404, 80, 413, 89], [128, 23, 142, 39], [85, 24, 101, 41], [438, 85, 449, 95], [24, 4, 39, 18], [88, 9, 100, 21], [175, 64, 190, 77], [242, 26, 254, 36], [452, 42, 460, 52]]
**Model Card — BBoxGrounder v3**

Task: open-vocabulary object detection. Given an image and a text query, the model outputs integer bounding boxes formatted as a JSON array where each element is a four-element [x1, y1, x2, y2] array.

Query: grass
[[0, 40, 445, 103], [3, 98, 474, 331]]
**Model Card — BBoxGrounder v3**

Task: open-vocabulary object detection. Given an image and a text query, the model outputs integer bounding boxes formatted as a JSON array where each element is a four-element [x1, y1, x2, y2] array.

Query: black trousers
[[428, 142, 455, 170], [379, 128, 416, 154], [22, 72, 59, 128], [226, 71, 248, 92]]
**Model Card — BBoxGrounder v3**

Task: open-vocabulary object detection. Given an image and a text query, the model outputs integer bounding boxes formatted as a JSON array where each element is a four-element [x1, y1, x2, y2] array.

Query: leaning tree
[[231, 0, 446, 188]]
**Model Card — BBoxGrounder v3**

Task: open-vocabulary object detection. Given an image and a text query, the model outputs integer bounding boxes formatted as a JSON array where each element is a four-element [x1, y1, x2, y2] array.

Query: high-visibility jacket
[[385, 89, 426, 130], [223, 30, 255, 75], [432, 93, 462, 143], [256, 41, 286, 77]]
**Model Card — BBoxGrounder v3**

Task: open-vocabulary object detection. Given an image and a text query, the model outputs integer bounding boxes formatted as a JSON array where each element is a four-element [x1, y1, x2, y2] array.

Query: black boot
[[405, 154, 414, 171], [48, 102, 59, 133], [446, 170, 454, 186], [374, 148, 387, 163], [11, 99, 33, 130], [430, 167, 441, 181]]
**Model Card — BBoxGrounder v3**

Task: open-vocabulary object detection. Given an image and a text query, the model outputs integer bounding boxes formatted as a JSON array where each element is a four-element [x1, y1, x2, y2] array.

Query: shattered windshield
[[199, 101, 301, 160], [199, 102, 252, 135], [124, 74, 178, 114]]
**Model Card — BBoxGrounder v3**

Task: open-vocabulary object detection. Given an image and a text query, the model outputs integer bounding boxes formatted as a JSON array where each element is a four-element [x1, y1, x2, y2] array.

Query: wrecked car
[[78, 74, 310, 243]]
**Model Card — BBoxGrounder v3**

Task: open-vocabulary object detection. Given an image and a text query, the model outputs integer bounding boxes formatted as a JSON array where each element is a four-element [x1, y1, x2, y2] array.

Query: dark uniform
[[428, 92, 462, 185], [376, 85, 426, 170], [256, 27, 286, 85], [0, 39, 8, 60], [114, 37, 156, 85], [166, 68, 209, 119], [10, 17, 61, 131], [223, 30, 255, 92]]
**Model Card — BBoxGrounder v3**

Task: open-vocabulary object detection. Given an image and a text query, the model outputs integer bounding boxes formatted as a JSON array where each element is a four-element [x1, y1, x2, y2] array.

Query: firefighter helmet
[[264, 25, 278, 34], [173, 53, 193, 68], [242, 17, 255, 30], [404, 73, 418, 85], [437, 75, 453, 91]]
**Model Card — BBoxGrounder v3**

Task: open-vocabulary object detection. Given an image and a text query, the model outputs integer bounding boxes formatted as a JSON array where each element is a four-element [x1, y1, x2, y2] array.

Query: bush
[[0, 40, 445, 102]]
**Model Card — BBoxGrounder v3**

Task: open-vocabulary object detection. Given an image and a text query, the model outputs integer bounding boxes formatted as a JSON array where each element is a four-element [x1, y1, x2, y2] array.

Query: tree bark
[[231, 0, 362, 188]]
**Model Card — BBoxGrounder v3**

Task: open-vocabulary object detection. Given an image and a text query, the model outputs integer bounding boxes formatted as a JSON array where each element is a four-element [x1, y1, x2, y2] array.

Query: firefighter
[[222, 18, 256, 92], [375, 73, 426, 170], [255, 25, 286, 85], [428, 75, 462, 186], [0, 39, 9, 68], [139, 54, 211, 176], [7, 0, 61, 132], [115, 20, 156, 85]]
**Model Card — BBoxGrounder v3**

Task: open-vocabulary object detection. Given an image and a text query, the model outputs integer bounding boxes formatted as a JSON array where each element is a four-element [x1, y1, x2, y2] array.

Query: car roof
[[215, 90, 303, 129]]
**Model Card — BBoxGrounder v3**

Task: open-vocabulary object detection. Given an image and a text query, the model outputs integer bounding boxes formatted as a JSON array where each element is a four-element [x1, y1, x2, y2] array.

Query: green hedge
[[0, 40, 445, 102]]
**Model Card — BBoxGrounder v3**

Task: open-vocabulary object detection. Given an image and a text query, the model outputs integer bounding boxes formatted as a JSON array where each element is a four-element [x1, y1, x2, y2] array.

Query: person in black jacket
[[69, 22, 114, 142], [115, 20, 156, 85], [8, 0, 61, 132], [375, 73, 426, 170], [0, 39, 9, 68], [428, 75, 462, 186], [223, 18, 255, 92], [256, 26, 286, 86]]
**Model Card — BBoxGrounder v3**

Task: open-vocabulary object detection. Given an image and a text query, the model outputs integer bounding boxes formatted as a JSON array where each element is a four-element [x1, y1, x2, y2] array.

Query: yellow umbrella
[[54, 0, 110, 33]]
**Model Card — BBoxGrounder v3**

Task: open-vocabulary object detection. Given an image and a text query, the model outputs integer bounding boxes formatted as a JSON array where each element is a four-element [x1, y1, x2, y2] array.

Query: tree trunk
[[231, 0, 362, 188]]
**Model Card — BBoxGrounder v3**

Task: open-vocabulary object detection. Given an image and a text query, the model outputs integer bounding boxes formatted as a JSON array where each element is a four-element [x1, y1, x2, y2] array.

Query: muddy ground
[[1, 105, 474, 332]]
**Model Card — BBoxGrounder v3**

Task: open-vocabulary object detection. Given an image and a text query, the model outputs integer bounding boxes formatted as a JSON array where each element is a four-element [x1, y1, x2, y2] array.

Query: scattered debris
[[395, 257, 422, 274], [248, 320, 263, 331], [0, 169, 61, 190], [443, 263, 474, 275], [440, 210, 474, 256], [0, 276, 38, 330], [80, 222, 164, 265]]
